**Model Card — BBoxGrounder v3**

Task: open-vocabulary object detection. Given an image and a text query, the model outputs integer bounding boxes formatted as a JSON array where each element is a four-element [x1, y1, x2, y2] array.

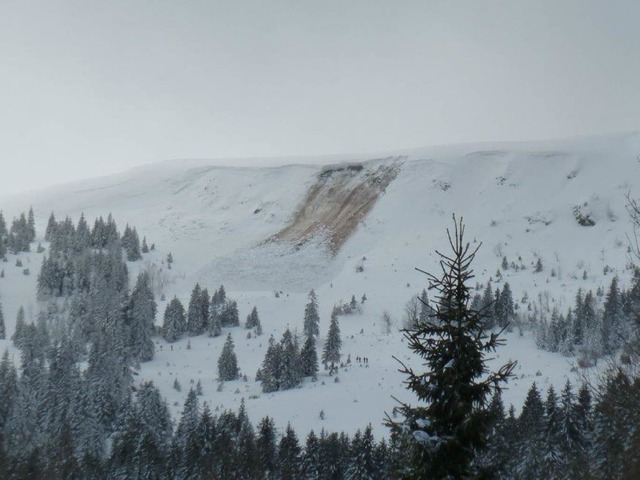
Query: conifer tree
[[318, 431, 348, 479], [346, 424, 378, 480], [300, 334, 319, 378], [301, 430, 320, 479], [220, 299, 239, 328], [260, 335, 283, 393], [197, 403, 216, 476], [418, 289, 431, 324], [0, 302, 5, 340], [476, 390, 510, 477], [122, 225, 142, 261], [303, 290, 320, 339], [602, 276, 624, 353], [27, 207, 35, 243], [213, 410, 239, 478], [497, 282, 515, 329], [208, 310, 222, 338], [162, 297, 186, 343], [556, 380, 587, 477], [280, 329, 302, 390], [218, 333, 239, 381], [12, 306, 26, 349], [256, 416, 278, 477], [279, 423, 302, 479], [591, 370, 633, 479], [0, 211, 6, 259], [349, 294, 358, 312], [481, 282, 495, 329], [187, 283, 206, 336], [246, 306, 260, 330], [236, 399, 259, 478], [541, 385, 563, 478], [573, 289, 585, 344], [517, 383, 546, 478], [199, 287, 210, 332], [208, 286, 225, 335], [173, 388, 201, 478], [322, 312, 341, 369], [127, 271, 156, 362], [0, 349, 17, 460], [75, 213, 91, 252], [387, 217, 515, 479]]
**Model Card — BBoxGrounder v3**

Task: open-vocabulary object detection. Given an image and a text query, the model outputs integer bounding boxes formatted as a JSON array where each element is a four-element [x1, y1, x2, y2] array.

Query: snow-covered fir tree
[[0, 301, 5, 340], [279, 423, 302, 479], [300, 334, 319, 378], [259, 335, 282, 393], [220, 299, 239, 328], [162, 296, 186, 343], [279, 328, 302, 390], [187, 283, 208, 336], [322, 311, 342, 369], [126, 271, 156, 362], [387, 218, 515, 478], [303, 290, 320, 339], [218, 333, 239, 381], [245, 306, 261, 331]]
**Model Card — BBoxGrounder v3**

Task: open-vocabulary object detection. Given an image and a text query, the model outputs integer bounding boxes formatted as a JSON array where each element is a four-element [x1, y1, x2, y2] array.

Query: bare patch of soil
[[267, 158, 403, 255]]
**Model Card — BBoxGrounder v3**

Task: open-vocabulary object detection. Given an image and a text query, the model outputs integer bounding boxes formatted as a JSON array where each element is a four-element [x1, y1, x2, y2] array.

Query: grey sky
[[1, 0, 639, 196]]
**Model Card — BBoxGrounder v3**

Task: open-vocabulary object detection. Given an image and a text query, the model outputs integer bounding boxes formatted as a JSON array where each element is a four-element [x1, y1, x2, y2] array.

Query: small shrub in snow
[[573, 204, 595, 226], [534, 258, 543, 273], [173, 378, 181, 392]]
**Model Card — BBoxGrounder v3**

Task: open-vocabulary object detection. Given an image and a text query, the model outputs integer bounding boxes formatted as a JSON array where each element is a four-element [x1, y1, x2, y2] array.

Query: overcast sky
[[1, 0, 640, 195]]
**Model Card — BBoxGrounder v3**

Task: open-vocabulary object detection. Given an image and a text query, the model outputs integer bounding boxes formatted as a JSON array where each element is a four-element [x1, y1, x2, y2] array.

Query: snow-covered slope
[[1, 131, 639, 436]]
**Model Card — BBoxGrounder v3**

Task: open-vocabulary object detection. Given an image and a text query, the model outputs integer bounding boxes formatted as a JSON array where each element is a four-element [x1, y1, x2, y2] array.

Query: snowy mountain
[[1, 130, 640, 437]]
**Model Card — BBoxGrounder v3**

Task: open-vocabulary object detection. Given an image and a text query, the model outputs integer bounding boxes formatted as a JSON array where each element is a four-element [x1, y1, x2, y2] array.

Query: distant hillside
[[1, 131, 640, 436]]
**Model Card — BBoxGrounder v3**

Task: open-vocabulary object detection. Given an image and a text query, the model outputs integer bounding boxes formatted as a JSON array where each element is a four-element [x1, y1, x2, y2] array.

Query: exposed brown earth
[[267, 158, 403, 255]]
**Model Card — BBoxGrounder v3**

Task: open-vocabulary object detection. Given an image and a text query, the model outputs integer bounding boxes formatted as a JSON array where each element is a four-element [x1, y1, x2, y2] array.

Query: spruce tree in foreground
[[387, 216, 515, 479]]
